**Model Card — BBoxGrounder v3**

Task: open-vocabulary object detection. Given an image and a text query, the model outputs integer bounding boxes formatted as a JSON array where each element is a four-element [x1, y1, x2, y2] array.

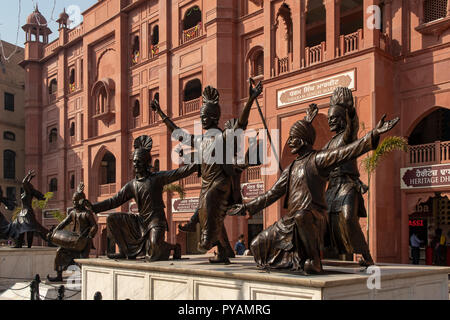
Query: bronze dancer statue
[[0, 187, 16, 240], [91, 135, 199, 261], [324, 87, 374, 266], [152, 82, 263, 263], [178, 118, 261, 234], [10, 170, 50, 248], [47, 182, 98, 282], [228, 105, 399, 274]]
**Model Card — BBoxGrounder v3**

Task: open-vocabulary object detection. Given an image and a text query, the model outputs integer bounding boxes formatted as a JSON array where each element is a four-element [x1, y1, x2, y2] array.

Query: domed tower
[[22, 5, 52, 60], [56, 8, 69, 45], [19, 5, 52, 192]]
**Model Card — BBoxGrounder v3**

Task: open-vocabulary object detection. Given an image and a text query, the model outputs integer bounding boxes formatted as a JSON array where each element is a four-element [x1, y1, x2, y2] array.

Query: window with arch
[[253, 50, 264, 77], [423, 0, 448, 23], [150, 25, 159, 57], [3, 150, 15, 179], [181, 78, 202, 115], [273, 3, 293, 75], [69, 122, 75, 137], [100, 151, 116, 185], [131, 99, 140, 129], [305, 1, 326, 66], [181, 6, 202, 44], [49, 78, 57, 95], [49, 178, 58, 192], [91, 78, 115, 119], [3, 131, 15, 141], [131, 35, 140, 64], [69, 68, 76, 93], [49, 128, 58, 148]]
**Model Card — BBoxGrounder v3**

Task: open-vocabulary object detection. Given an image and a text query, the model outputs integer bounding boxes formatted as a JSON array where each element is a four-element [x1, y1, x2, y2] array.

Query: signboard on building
[[241, 182, 265, 199], [400, 163, 450, 189], [43, 209, 61, 219], [277, 69, 356, 108], [172, 198, 199, 213]]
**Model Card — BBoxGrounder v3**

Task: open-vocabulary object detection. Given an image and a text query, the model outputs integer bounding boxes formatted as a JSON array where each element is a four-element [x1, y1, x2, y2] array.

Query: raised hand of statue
[[82, 199, 93, 211], [374, 114, 400, 135], [226, 204, 248, 217], [23, 170, 35, 184], [150, 97, 160, 113], [305, 103, 318, 123], [249, 78, 263, 101]]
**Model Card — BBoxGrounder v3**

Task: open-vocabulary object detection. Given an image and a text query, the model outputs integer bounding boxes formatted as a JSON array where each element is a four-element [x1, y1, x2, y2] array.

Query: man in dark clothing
[[235, 234, 246, 255]]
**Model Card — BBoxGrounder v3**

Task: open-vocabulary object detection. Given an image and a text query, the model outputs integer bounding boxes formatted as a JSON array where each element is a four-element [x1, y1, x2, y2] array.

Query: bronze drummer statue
[[324, 87, 374, 266], [152, 82, 263, 263], [10, 170, 50, 248], [228, 104, 399, 274], [91, 135, 198, 261], [47, 182, 98, 282]]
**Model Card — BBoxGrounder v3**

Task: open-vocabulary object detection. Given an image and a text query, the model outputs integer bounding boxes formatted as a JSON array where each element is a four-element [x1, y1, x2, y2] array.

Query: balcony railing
[[304, 42, 325, 67], [99, 183, 116, 196], [339, 29, 363, 56], [49, 93, 56, 103], [406, 141, 450, 166], [247, 166, 261, 182], [149, 110, 158, 125], [274, 56, 290, 76], [69, 136, 75, 145], [68, 25, 84, 43], [180, 22, 202, 45], [181, 174, 201, 187], [150, 44, 159, 58], [180, 97, 202, 116]]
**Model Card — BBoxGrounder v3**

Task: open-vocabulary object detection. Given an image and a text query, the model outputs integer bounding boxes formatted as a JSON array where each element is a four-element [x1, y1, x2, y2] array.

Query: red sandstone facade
[[20, 0, 450, 263]]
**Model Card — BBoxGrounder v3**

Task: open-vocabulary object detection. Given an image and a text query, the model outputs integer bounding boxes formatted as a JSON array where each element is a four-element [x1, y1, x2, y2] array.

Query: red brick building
[[21, 0, 450, 263]]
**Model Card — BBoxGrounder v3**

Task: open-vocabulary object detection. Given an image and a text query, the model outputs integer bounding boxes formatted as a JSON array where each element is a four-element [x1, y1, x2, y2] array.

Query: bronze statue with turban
[[151, 80, 263, 263], [323, 87, 374, 266], [91, 135, 199, 261], [228, 104, 399, 274], [47, 182, 98, 282]]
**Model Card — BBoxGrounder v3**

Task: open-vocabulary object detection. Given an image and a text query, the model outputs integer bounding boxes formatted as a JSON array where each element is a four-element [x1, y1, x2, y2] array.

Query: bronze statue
[[151, 82, 263, 263], [178, 118, 261, 233], [0, 187, 16, 240], [47, 182, 98, 282], [324, 87, 374, 266], [10, 170, 50, 248], [91, 135, 199, 261], [228, 105, 399, 274]]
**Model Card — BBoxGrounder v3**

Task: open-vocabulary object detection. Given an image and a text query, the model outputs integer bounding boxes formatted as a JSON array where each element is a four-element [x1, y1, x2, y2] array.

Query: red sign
[[409, 220, 424, 227], [172, 198, 199, 213], [241, 182, 265, 199], [401, 163, 450, 189]]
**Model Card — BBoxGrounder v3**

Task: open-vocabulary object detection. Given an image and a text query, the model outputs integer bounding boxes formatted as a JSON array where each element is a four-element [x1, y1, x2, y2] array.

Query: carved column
[[300, 0, 306, 67], [364, 0, 380, 49], [292, 0, 301, 70], [325, 0, 340, 60], [447, 0, 450, 16]]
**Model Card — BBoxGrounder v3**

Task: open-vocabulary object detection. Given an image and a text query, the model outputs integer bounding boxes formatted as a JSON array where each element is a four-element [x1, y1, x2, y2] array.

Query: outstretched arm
[[151, 98, 194, 146], [234, 79, 263, 131], [91, 182, 134, 213], [156, 163, 200, 186]]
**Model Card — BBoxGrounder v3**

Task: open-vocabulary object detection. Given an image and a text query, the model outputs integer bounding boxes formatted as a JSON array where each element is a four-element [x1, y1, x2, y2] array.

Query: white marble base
[[0, 247, 57, 285], [76, 255, 450, 300]]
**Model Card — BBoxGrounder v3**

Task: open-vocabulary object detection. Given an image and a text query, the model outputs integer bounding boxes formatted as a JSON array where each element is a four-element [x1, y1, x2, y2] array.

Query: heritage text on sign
[[172, 197, 200, 213], [400, 163, 450, 189], [241, 182, 265, 199], [277, 69, 356, 108]]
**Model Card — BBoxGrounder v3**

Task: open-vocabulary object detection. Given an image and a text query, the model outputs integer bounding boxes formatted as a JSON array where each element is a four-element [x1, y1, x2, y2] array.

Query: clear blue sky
[[0, 0, 97, 48]]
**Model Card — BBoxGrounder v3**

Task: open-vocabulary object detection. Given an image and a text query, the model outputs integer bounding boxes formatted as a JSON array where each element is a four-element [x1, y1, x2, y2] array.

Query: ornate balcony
[[181, 173, 201, 187], [405, 141, 450, 166], [339, 29, 363, 56], [247, 166, 261, 182], [304, 42, 325, 67], [180, 23, 202, 45], [180, 97, 202, 116]]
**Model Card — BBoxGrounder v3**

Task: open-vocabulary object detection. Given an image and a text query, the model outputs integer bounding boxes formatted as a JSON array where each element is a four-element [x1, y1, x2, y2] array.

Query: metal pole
[[249, 78, 283, 173]]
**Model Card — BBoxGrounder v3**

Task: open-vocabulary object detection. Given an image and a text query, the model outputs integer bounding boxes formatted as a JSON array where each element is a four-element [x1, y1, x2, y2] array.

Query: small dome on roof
[[26, 6, 47, 26]]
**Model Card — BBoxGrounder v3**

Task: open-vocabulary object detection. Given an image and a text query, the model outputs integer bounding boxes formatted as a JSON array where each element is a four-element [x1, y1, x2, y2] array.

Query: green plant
[[12, 192, 66, 223], [163, 184, 185, 199], [361, 136, 408, 247]]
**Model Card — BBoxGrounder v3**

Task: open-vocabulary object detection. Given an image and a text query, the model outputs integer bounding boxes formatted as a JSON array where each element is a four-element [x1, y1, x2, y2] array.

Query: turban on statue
[[330, 87, 355, 118], [200, 86, 221, 120], [289, 120, 316, 146], [133, 135, 153, 162]]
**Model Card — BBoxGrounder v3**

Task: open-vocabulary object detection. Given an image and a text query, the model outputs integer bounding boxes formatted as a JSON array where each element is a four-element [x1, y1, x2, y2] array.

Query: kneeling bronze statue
[[47, 182, 98, 282]]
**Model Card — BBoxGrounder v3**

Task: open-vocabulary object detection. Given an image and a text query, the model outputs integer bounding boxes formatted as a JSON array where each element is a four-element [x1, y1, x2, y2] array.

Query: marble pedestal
[[0, 247, 57, 287], [76, 255, 450, 300]]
